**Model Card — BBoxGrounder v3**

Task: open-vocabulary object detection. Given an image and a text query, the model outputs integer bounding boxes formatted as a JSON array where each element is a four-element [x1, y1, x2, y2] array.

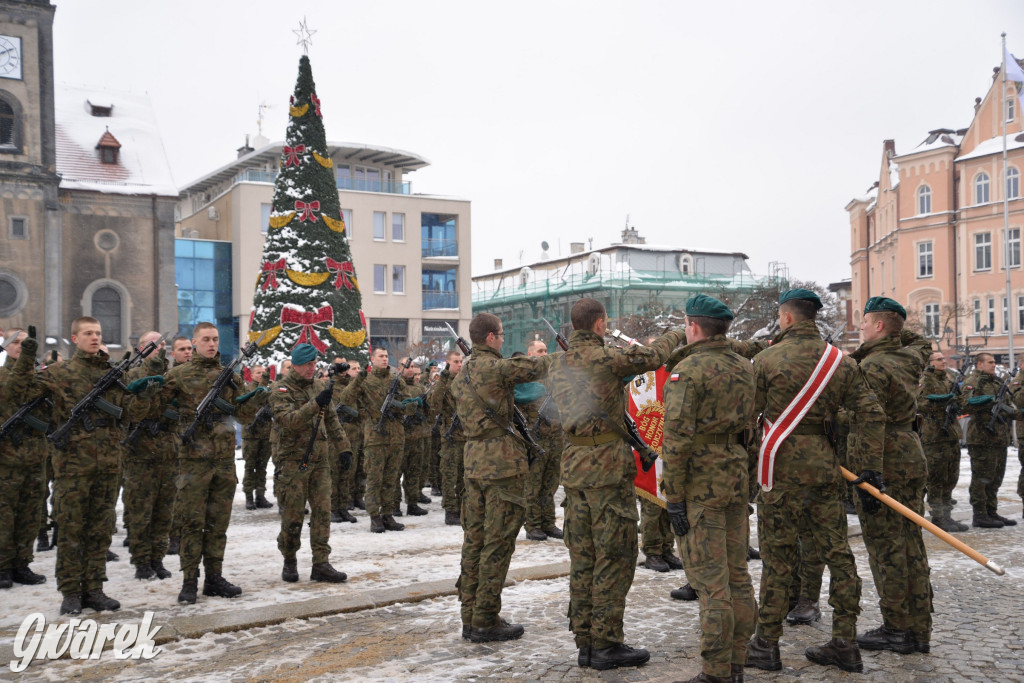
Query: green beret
[[685, 294, 734, 321], [291, 343, 318, 366], [863, 296, 906, 320], [779, 288, 823, 310]]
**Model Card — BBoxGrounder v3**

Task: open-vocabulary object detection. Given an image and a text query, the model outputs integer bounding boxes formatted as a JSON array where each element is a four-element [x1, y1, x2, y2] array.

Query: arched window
[[1007, 167, 1020, 199], [0, 98, 15, 148], [975, 172, 990, 204], [92, 286, 122, 345], [917, 184, 931, 214]]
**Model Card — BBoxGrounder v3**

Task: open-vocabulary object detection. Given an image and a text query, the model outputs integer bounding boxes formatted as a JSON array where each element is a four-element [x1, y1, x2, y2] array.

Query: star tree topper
[[293, 17, 316, 55]]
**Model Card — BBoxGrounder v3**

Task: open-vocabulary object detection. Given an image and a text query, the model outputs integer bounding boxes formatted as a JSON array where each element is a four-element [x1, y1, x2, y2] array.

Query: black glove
[[851, 469, 885, 515], [27, 325, 36, 339], [338, 450, 352, 471], [856, 487, 881, 515], [21, 335, 38, 357], [315, 387, 333, 408], [333, 362, 350, 375], [666, 500, 690, 537], [851, 469, 885, 493]]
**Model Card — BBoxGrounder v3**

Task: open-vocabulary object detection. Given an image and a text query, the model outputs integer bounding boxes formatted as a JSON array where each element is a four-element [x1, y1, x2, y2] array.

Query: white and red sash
[[757, 343, 843, 491]]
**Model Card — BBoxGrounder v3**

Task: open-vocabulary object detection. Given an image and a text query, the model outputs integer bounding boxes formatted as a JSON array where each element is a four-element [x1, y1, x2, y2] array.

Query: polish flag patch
[[278, 387, 288, 392], [669, 373, 680, 382]]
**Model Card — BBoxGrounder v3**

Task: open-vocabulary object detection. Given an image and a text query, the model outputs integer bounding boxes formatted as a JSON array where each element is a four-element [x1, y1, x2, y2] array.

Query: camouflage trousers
[[241, 437, 273, 495], [364, 441, 403, 517], [277, 459, 332, 564], [39, 454, 54, 534], [54, 471, 118, 595], [923, 439, 960, 519], [122, 458, 176, 566], [0, 461, 45, 571], [440, 440, 465, 513], [429, 432, 441, 489], [857, 475, 932, 639], [563, 482, 640, 649], [393, 435, 425, 510], [757, 485, 861, 640], [176, 458, 237, 580], [639, 496, 674, 557], [330, 445, 358, 513], [458, 474, 526, 628], [679, 502, 757, 678], [968, 444, 1008, 515], [524, 433, 561, 532]]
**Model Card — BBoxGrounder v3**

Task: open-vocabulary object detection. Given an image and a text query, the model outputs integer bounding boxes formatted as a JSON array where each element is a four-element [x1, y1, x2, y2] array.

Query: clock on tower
[[0, 34, 22, 80]]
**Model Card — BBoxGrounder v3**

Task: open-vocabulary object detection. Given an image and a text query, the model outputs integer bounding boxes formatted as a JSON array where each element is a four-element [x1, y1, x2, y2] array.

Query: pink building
[[848, 64, 1024, 366]]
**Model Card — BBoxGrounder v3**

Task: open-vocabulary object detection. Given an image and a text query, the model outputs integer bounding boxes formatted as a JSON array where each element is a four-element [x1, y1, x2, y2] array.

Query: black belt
[[692, 433, 744, 446]]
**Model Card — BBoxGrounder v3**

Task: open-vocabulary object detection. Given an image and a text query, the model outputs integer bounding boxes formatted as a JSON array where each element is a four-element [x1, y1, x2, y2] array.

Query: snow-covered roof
[[904, 129, 964, 155], [55, 83, 176, 196], [956, 133, 1024, 162], [889, 162, 900, 190]]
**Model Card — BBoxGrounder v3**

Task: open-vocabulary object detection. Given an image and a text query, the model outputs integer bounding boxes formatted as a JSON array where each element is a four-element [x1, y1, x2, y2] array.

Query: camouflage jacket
[[961, 370, 1023, 446], [160, 353, 266, 460], [402, 376, 431, 439], [268, 370, 348, 464], [428, 369, 465, 442], [917, 367, 963, 444], [451, 344, 554, 480], [11, 348, 153, 476], [338, 366, 414, 447], [752, 320, 885, 496], [242, 375, 274, 439], [334, 375, 364, 446], [124, 353, 180, 461], [850, 331, 931, 481], [515, 379, 562, 440], [548, 328, 684, 489], [661, 336, 756, 509], [0, 352, 52, 467]]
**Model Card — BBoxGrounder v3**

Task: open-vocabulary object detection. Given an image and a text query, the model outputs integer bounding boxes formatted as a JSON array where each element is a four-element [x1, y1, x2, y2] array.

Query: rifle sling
[[460, 367, 531, 450]]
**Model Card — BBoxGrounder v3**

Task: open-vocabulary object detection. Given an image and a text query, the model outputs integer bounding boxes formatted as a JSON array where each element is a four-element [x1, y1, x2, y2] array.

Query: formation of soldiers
[[0, 290, 1021, 681]]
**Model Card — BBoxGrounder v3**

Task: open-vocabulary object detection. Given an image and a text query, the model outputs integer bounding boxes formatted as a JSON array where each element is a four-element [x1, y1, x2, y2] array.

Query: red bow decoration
[[281, 305, 334, 353], [283, 144, 306, 167], [295, 200, 320, 222], [311, 93, 322, 118], [326, 258, 355, 290], [261, 258, 286, 290]]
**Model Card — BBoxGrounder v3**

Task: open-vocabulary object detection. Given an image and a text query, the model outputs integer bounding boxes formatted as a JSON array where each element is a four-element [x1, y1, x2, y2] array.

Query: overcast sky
[[52, 0, 1024, 287]]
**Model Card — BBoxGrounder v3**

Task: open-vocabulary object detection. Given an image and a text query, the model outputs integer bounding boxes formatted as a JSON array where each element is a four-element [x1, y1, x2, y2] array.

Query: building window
[[975, 172, 990, 204], [917, 185, 931, 214], [9, 216, 27, 240], [1003, 296, 1009, 332], [373, 212, 386, 240], [422, 267, 458, 309], [260, 203, 271, 234], [0, 271, 27, 317], [392, 265, 405, 294], [924, 303, 940, 337], [1007, 167, 1020, 199], [917, 241, 933, 277], [1007, 94, 1016, 122], [988, 297, 996, 332], [1008, 227, 1021, 268], [392, 213, 405, 241], [975, 232, 992, 271], [1018, 295, 1024, 332], [100, 147, 117, 164], [421, 213, 458, 257], [341, 208, 352, 236], [973, 299, 982, 332], [0, 98, 16, 148], [373, 264, 386, 293], [368, 318, 408, 358], [174, 239, 235, 357], [92, 286, 122, 345]]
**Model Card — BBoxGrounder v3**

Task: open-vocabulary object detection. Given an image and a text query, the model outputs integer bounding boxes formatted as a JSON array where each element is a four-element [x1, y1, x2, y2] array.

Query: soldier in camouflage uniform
[[429, 350, 466, 526], [165, 336, 193, 556], [330, 358, 360, 524], [918, 351, 968, 532], [10, 318, 161, 615], [241, 364, 274, 510], [547, 298, 682, 670], [851, 297, 934, 655], [961, 352, 1024, 528], [744, 290, 886, 674], [123, 331, 179, 580], [661, 295, 756, 683], [394, 359, 429, 516], [269, 344, 351, 583], [450, 313, 554, 643], [160, 322, 268, 605], [0, 329, 50, 588]]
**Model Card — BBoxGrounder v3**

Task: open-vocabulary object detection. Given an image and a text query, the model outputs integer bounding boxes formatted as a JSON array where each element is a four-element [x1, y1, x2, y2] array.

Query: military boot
[[445, 510, 461, 526], [255, 491, 274, 509], [644, 554, 670, 572], [203, 574, 242, 598], [36, 529, 49, 552], [526, 528, 547, 541], [805, 637, 863, 672], [590, 643, 651, 670], [382, 515, 405, 531], [671, 583, 698, 601], [730, 663, 744, 682], [82, 589, 120, 612], [745, 635, 781, 671], [134, 563, 156, 580], [106, 550, 119, 562], [12, 566, 46, 585], [663, 552, 683, 570], [370, 515, 386, 533], [931, 515, 958, 532], [310, 562, 347, 583], [407, 503, 428, 516], [677, 672, 729, 683], [856, 625, 915, 654], [990, 511, 1017, 526], [60, 592, 82, 615], [786, 598, 821, 625], [468, 617, 525, 643], [577, 645, 591, 667], [392, 506, 403, 517], [972, 513, 1004, 528], [912, 632, 930, 653], [747, 546, 761, 561], [418, 492, 432, 504], [151, 559, 172, 579], [167, 536, 180, 555], [353, 497, 365, 510], [50, 525, 58, 549], [282, 559, 299, 582], [949, 517, 969, 532], [338, 509, 357, 523], [245, 491, 256, 510], [544, 525, 564, 540], [0, 570, 11, 589], [331, 510, 345, 523], [178, 578, 198, 605], [123, 533, 130, 547]]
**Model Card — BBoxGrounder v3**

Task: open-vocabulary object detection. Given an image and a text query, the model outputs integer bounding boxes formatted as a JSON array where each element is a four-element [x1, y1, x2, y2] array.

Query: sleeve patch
[[669, 373, 680, 382], [278, 387, 288, 392]]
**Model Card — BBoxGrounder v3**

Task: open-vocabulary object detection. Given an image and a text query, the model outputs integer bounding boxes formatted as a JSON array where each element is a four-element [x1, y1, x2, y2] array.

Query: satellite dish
[[541, 241, 549, 251]]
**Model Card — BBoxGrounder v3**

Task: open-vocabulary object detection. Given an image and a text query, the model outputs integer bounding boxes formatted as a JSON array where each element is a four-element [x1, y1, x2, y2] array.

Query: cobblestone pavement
[[13, 499, 1024, 682]]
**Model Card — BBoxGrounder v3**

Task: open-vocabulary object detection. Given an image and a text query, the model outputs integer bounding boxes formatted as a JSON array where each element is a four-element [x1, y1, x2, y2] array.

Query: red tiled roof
[[96, 129, 121, 149], [56, 123, 130, 182]]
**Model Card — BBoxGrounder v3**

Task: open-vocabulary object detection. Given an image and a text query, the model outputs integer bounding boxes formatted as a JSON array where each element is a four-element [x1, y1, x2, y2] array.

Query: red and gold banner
[[629, 367, 669, 509]]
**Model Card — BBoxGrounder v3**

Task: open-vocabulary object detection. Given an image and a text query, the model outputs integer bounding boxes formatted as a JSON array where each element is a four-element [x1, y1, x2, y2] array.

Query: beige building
[[177, 139, 471, 355]]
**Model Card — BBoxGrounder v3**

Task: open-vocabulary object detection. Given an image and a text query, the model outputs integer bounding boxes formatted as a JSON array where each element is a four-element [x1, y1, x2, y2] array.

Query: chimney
[[237, 134, 255, 159], [570, 242, 585, 254], [620, 227, 645, 244], [975, 96, 982, 114], [494, 258, 503, 270], [883, 139, 895, 158]]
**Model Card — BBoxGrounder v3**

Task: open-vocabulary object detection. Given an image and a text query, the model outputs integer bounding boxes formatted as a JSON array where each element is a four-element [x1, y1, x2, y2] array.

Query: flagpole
[[1002, 34, 1017, 372]]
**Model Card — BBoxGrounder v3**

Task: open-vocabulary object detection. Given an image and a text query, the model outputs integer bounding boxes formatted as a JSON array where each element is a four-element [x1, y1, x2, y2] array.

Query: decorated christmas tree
[[248, 53, 369, 369]]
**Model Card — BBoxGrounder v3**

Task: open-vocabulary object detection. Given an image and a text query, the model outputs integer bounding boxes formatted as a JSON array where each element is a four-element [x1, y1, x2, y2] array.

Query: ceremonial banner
[[629, 367, 669, 508]]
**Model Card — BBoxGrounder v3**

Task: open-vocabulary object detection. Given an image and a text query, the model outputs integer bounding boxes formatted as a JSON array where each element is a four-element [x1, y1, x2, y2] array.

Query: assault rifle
[[0, 397, 53, 446], [246, 403, 273, 436], [376, 356, 413, 435], [442, 414, 462, 442], [180, 335, 262, 445], [48, 335, 164, 450], [985, 367, 1021, 434], [121, 407, 181, 452], [824, 321, 847, 345], [941, 355, 973, 435], [444, 321, 545, 463]]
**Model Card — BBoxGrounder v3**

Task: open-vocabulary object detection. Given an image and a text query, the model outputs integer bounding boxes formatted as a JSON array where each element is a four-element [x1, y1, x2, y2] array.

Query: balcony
[[235, 169, 411, 195], [422, 291, 458, 310], [422, 238, 458, 258]]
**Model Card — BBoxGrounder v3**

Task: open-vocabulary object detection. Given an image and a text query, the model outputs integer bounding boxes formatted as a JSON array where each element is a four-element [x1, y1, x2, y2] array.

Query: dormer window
[[96, 128, 121, 164], [87, 99, 113, 117]]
